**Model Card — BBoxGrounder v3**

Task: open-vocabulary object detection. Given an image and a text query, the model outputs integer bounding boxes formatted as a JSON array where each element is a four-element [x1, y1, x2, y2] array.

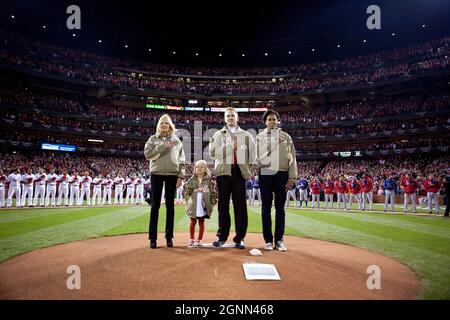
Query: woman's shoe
[[264, 242, 274, 251]]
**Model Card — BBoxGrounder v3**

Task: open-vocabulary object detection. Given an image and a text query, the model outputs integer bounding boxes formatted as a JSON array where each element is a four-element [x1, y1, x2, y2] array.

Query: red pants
[[189, 218, 205, 240]]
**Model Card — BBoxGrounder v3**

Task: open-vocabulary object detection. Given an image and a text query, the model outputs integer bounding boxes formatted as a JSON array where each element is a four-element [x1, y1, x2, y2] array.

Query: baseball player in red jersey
[[401, 173, 419, 213], [347, 177, 362, 211], [310, 177, 322, 209], [423, 174, 442, 214], [360, 173, 373, 211], [323, 175, 335, 209], [335, 175, 348, 210]]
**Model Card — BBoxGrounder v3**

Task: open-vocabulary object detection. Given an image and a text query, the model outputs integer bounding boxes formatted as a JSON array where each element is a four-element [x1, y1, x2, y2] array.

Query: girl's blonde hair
[[156, 114, 177, 135], [194, 160, 210, 178]]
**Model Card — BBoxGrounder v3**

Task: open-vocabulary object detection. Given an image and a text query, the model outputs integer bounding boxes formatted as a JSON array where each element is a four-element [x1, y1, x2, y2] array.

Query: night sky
[[2, 0, 450, 66]]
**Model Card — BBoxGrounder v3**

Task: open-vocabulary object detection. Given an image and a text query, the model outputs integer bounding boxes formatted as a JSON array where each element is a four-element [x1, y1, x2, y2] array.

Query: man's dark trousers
[[216, 165, 248, 243]]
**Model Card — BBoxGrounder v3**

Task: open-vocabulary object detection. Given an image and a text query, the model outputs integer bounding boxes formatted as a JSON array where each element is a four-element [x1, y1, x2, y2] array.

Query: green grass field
[[0, 201, 449, 299]]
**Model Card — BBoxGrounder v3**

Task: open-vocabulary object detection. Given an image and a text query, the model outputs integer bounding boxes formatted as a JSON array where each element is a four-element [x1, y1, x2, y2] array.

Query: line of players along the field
[[0, 168, 443, 214], [247, 173, 443, 214], [0, 168, 150, 207]]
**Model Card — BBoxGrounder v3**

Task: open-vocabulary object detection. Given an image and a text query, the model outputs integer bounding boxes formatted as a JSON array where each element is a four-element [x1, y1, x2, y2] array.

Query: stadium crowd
[[3, 108, 448, 139], [1, 30, 449, 93], [1, 88, 448, 127]]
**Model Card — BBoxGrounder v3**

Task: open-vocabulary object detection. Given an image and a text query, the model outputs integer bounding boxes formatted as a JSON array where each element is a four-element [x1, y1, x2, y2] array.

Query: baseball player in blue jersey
[[250, 176, 261, 205], [246, 179, 253, 204], [285, 179, 297, 207], [298, 177, 309, 208], [383, 174, 397, 213]]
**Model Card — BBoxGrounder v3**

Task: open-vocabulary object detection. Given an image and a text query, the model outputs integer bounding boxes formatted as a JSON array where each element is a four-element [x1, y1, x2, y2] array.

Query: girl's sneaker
[[195, 240, 203, 247], [188, 239, 195, 247]]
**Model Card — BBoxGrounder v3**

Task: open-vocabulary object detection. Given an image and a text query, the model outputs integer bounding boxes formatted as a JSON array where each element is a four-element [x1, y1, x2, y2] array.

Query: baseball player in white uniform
[[69, 171, 81, 206], [135, 174, 145, 205], [144, 176, 152, 205], [175, 179, 184, 204], [57, 169, 70, 206], [7, 169, 22, 208], [125, 175, 136, 205], [92, 174, 103, 206], [114, 174, 124, 205], [21, 168, 35, 207], [0, 170, 7, 207], [102, 175, 113, 205], [45, 169, 58, 207], [79, 171, 92, 206], [33, 168, 47, 207]]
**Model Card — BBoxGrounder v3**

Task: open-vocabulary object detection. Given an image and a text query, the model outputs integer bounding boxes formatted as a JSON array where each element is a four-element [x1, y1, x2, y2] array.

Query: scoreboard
[[146, 104, 267, 112]]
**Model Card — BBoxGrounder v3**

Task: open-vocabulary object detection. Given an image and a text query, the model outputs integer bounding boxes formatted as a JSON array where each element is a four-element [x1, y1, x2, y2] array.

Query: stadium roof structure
[[1, 0, 450, 67]]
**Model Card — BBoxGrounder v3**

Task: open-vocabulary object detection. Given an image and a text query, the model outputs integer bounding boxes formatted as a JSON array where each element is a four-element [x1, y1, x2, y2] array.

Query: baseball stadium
[[0, 0, 449, 304]]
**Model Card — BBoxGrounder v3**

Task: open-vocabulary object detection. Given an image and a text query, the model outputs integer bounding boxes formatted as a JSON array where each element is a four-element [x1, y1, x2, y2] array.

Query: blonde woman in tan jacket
[[144, 114, 186, 249]]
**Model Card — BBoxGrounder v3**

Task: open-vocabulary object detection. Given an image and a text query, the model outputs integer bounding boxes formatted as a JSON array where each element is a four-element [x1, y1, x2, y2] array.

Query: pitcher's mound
[[0, 233, 420, 299]]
